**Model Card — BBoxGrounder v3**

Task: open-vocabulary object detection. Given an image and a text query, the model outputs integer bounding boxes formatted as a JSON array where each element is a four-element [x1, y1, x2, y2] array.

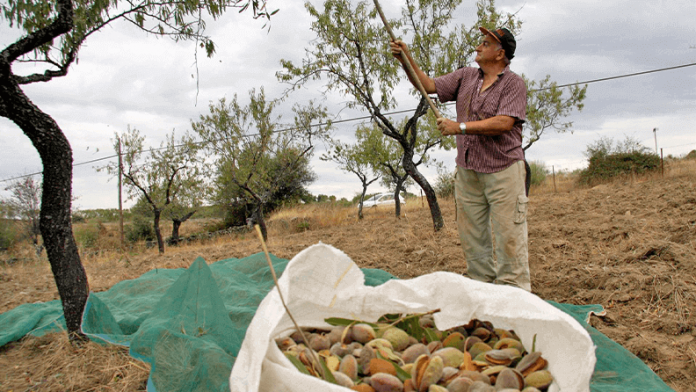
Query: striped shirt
[[434, 66, 527, 173]]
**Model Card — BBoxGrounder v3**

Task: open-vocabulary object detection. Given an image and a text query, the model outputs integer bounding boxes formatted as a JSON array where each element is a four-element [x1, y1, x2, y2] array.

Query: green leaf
[[318, 356, 338, 384], [324, 317, 357, 327], [392, 362, 412, 382], [532, 333, 537, 352], [423, 328, 440, 343], [401, 316, 425, 342], [324, 317, 379, 328], [284, 353, 310, 375]]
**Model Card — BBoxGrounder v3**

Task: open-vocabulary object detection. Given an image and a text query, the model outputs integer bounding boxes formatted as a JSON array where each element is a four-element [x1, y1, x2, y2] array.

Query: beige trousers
[[455, 160, 531, 291]]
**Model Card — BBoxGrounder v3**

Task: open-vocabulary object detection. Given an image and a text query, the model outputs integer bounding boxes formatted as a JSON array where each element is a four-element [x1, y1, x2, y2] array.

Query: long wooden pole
[[117, 137, 124, 249], [373, 0, 442, 118]]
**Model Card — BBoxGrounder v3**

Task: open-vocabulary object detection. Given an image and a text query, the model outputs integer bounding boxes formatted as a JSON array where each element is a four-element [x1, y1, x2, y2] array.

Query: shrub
[[433, 170, 456, 198], [0, 219, 18, 251], [73, 221, 105, 249], [577, 151, 660, 185], [527, 161, 548, 187], [126, 215, 156, 243], [686, 150, 696, 160]]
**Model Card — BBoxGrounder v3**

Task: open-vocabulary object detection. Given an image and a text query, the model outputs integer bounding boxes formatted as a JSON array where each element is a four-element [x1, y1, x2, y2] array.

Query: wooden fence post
[[660, 148, 664, 178]]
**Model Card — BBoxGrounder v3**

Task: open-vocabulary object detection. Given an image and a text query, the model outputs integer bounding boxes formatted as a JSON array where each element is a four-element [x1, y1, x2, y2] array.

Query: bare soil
[[1, 172, 695, 391]]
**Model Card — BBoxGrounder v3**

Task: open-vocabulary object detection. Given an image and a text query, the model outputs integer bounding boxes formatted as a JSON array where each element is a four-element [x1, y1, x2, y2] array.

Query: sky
[[1, 0, 695, 210]]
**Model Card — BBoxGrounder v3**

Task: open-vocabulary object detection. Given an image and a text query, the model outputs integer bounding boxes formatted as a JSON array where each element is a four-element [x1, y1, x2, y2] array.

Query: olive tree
[[0, 0, 273, 338]]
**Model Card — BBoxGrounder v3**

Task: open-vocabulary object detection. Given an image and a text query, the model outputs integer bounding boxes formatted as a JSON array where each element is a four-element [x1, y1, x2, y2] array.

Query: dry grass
[[532, 156, 696, 195], [0, 331, 149, 391], [1, 157, 695, 391]]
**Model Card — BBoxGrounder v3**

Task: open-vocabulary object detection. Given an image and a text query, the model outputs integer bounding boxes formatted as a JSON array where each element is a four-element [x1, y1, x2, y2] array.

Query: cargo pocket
[[513, 194, 529, 224]]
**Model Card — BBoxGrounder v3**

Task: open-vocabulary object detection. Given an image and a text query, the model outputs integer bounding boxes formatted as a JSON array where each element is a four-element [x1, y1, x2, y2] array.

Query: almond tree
[[192, 88, 332, 241], [277, 0, 516, 231], [3, 177, 43, 255], [321, 136, 381, 220], [101, 127, 204, 254], [0, 0, 273, 340], [522, 75, 587, 151]]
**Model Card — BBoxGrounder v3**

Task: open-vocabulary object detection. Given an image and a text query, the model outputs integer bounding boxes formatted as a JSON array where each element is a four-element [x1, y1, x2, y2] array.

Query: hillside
[[0, 170, 695, 391]]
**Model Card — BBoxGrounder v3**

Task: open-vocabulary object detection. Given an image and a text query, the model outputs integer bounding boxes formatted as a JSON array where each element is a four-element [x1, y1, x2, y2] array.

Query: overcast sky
[[1, 0, 695, 210]]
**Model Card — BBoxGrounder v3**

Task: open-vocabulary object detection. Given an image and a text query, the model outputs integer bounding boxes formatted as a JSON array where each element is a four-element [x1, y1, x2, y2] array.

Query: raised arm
[[390, 40, 436, 94]]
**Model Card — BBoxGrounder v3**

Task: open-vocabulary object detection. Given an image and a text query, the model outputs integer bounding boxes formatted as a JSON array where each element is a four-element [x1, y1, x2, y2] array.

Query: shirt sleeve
[[497, 75, 527, 122], [433, 68, 465, 103]]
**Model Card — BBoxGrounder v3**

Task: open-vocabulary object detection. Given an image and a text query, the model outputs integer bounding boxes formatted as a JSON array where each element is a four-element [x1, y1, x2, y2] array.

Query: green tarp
[[0, 253, 673, 391]]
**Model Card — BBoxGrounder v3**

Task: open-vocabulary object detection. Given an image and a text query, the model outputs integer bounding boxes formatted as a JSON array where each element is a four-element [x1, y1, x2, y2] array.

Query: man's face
[[475, 34, 504, 65]]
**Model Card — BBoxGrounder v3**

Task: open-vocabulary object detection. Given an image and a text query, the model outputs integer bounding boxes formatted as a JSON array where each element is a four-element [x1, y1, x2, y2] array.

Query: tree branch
[[2, 0, 73, 66]]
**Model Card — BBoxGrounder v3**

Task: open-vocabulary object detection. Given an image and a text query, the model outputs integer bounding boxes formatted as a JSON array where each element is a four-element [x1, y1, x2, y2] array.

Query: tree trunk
[[402, 154, 443, 231], [171, 220, 183, 245], [358, 186, 368, 220], [153, 209, 164, 254], [252, 205, 268, 242], [0, 71, 89, 341], [170, 210, 196, 245], [393, 179, 407, 218]]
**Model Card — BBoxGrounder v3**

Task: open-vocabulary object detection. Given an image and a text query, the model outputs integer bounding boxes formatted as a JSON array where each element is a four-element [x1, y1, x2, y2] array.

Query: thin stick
[[372, 0, 442, 118], [253, 225, 326, 378]]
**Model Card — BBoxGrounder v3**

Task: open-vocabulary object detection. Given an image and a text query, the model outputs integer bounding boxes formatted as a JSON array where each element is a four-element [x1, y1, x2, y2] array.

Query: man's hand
[[437, 118, 462, 136], [389, 40, 409, 62]]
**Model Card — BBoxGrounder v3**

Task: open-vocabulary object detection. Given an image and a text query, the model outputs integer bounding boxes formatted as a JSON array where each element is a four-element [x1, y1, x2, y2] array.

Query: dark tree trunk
[[170, 210, 196, 245], [376, 97, 443, 231], [393, 177, 407, 218], [252, 205, 268, 242], [153, 209, 164, 254], [0, 68, 89, 341], [358, 186, 368, 220], [402, 152, 444, 231]]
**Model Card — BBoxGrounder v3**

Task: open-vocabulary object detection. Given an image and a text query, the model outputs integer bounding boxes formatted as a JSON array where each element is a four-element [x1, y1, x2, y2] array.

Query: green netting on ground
[[0, 253, 673, 392]]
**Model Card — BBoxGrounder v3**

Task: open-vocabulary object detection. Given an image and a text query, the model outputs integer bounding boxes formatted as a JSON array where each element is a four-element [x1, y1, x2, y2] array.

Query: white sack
[[230, 243, 596, 392]]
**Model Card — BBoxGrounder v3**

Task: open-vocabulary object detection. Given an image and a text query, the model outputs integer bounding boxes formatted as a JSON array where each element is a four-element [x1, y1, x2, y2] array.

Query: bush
[[433, 170, 456, 198], [126, 215, 156, 243], [527, 161, 548, 187], [0, 219, 18, 251], [73, 220, 108, 249], [72, 212, 87, 223], [577, 151, 660, 185], [686, 150, 696, 160]]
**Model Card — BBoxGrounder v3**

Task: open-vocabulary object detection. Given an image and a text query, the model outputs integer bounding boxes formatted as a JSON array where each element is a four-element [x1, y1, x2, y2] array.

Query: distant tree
[[321, 137, 381, 220], [3, 177, 43, 256], [100, 127, 205, 254], [523, 75, 587, 151], [0, 0, 274, 340], [192, 88, 331, 240], [360, 121, 430, 218], [316, 194, 332, 203]]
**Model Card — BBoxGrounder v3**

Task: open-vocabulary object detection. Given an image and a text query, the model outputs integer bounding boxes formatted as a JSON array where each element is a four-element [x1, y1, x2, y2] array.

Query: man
[[390, 27, 531, 291]]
